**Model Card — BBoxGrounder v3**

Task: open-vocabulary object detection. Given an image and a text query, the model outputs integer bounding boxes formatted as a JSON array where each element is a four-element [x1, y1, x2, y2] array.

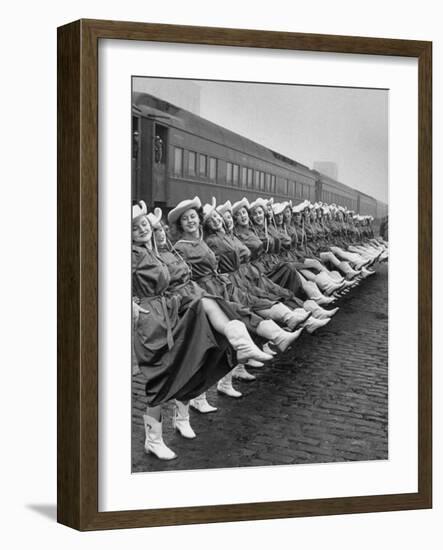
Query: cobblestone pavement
[[132, 263, 388, 472]]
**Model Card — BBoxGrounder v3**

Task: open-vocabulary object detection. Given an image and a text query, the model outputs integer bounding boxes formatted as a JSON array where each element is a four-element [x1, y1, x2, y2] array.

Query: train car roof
[[133, 92, 314, 176]]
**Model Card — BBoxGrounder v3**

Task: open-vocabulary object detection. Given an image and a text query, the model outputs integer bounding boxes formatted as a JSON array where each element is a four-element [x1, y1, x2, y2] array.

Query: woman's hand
[[132, 300, 149, 326]]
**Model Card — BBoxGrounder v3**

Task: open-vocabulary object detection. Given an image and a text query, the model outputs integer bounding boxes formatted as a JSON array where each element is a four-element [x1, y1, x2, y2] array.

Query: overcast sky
[[133, 78, 388, 203]]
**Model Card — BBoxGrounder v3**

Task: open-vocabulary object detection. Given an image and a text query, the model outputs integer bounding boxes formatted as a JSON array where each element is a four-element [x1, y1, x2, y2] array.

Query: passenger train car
[[132, 92, 387, 222]]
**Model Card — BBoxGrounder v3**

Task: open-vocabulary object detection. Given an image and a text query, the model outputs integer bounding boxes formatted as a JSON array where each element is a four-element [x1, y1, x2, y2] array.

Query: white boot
[[342, 279, 358, 289], [268, 303, 310, 330], [301, 279, 323, 299], [143, 414, 177, 460], [257, 319, 303, 353], [312, 307, 339, 319], [339, 261, 360, 280], [217, 371, 242, 398], [224, 320, 273, 364], [360, 266, 376, 278], [189, 392, 218, 414], [317, 272, 347, 295], [286, 308, 312, 330], [232, 364, 256, 381], [262, 342, 277, 356], [173, 401, 196, 439], [328, 270, 345, 283], [301, 279, 336, 304], [247, 358, 265, 367], [304, 300, 339, 319], [312, 294, 336, 305], [353, 258, 371, 270], [304, 316, 330, 334]]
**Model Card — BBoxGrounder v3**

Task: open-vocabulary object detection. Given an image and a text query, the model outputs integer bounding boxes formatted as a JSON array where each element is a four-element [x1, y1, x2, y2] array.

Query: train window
[[260, 172, 265, 191], [295, 182, 301, 198], [241, 167, 247, 188], [209, 157, 217, 182], [199, 154, 207, 176], [173, 147, 183, 177], [233, 164, 239, 186], [226, 162, 233, 185], [276, 178, 287, 195], [247, 168, 253, 188], [288, 180, 295, 197], [188, 151, 196, 176], [254, 170, 260, 189], [265, 173, 271, 192], [271, 175, 276, 194]]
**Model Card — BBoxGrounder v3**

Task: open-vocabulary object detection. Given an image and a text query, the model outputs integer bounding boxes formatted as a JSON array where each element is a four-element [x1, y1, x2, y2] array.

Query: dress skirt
[[133, 244, 233, 407]]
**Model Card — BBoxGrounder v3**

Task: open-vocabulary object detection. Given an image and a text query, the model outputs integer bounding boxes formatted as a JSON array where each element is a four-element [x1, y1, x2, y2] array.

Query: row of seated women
[[132, 196, 389, 460]]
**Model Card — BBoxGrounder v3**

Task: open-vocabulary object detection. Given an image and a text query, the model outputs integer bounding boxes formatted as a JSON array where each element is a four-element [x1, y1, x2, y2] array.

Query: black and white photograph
[[131, 77, 389, 473], [3, 0, 438, 544]]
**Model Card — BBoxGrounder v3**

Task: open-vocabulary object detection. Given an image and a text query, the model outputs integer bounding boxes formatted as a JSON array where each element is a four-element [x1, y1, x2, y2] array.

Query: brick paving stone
[[132, 263, 389, 473]]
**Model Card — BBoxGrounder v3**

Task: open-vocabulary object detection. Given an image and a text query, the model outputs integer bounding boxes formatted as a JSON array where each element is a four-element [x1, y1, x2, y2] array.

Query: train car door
[[135, 118, 169, 206], [152, 124, 168, 205], [132, 114, 141, 200], [136, 116, 154, 205]]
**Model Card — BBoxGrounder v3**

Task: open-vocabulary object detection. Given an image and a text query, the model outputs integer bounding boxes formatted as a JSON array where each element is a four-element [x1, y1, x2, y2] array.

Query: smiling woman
[[132, 214, 152, 244]]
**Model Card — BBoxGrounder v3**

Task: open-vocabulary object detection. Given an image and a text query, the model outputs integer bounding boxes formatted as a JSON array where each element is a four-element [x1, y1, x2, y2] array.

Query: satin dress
[[228, 230, 303, 310], [238, 223, 305, 295], [173, 237, 263, 330], [283, 224, 307, 262], [204, 231, 277, 312], [273, 224, 309, 268], [132, 243, 232, 406], [303, 221, 322, 256], [234, 225, 306, 302]]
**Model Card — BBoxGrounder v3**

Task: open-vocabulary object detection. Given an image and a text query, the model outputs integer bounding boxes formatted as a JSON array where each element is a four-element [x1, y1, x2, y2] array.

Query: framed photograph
[[57, 19, 432, 530]]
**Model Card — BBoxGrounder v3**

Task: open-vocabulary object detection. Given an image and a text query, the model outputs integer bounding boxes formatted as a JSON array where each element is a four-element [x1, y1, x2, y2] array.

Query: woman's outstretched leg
[[200, 297, 272, 364]]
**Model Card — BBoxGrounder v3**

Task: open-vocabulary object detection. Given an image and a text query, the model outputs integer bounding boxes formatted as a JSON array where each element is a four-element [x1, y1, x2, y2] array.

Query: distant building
[[313, 161, 338, 180], [132, 77, 201, 114]]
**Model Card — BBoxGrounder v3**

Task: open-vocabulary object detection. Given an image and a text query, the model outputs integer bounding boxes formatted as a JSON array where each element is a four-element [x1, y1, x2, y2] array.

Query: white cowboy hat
[[292, 201, 305, 214], [216, 200, 232, 216], [147, 207, 163, 229], [249, 197, 269, 211], [167, 196, 202, 225], [232, 197, 250, 215], [272, 202, 286, 216], [132, 200, 147, 220], [202, 197, 217, 222]]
